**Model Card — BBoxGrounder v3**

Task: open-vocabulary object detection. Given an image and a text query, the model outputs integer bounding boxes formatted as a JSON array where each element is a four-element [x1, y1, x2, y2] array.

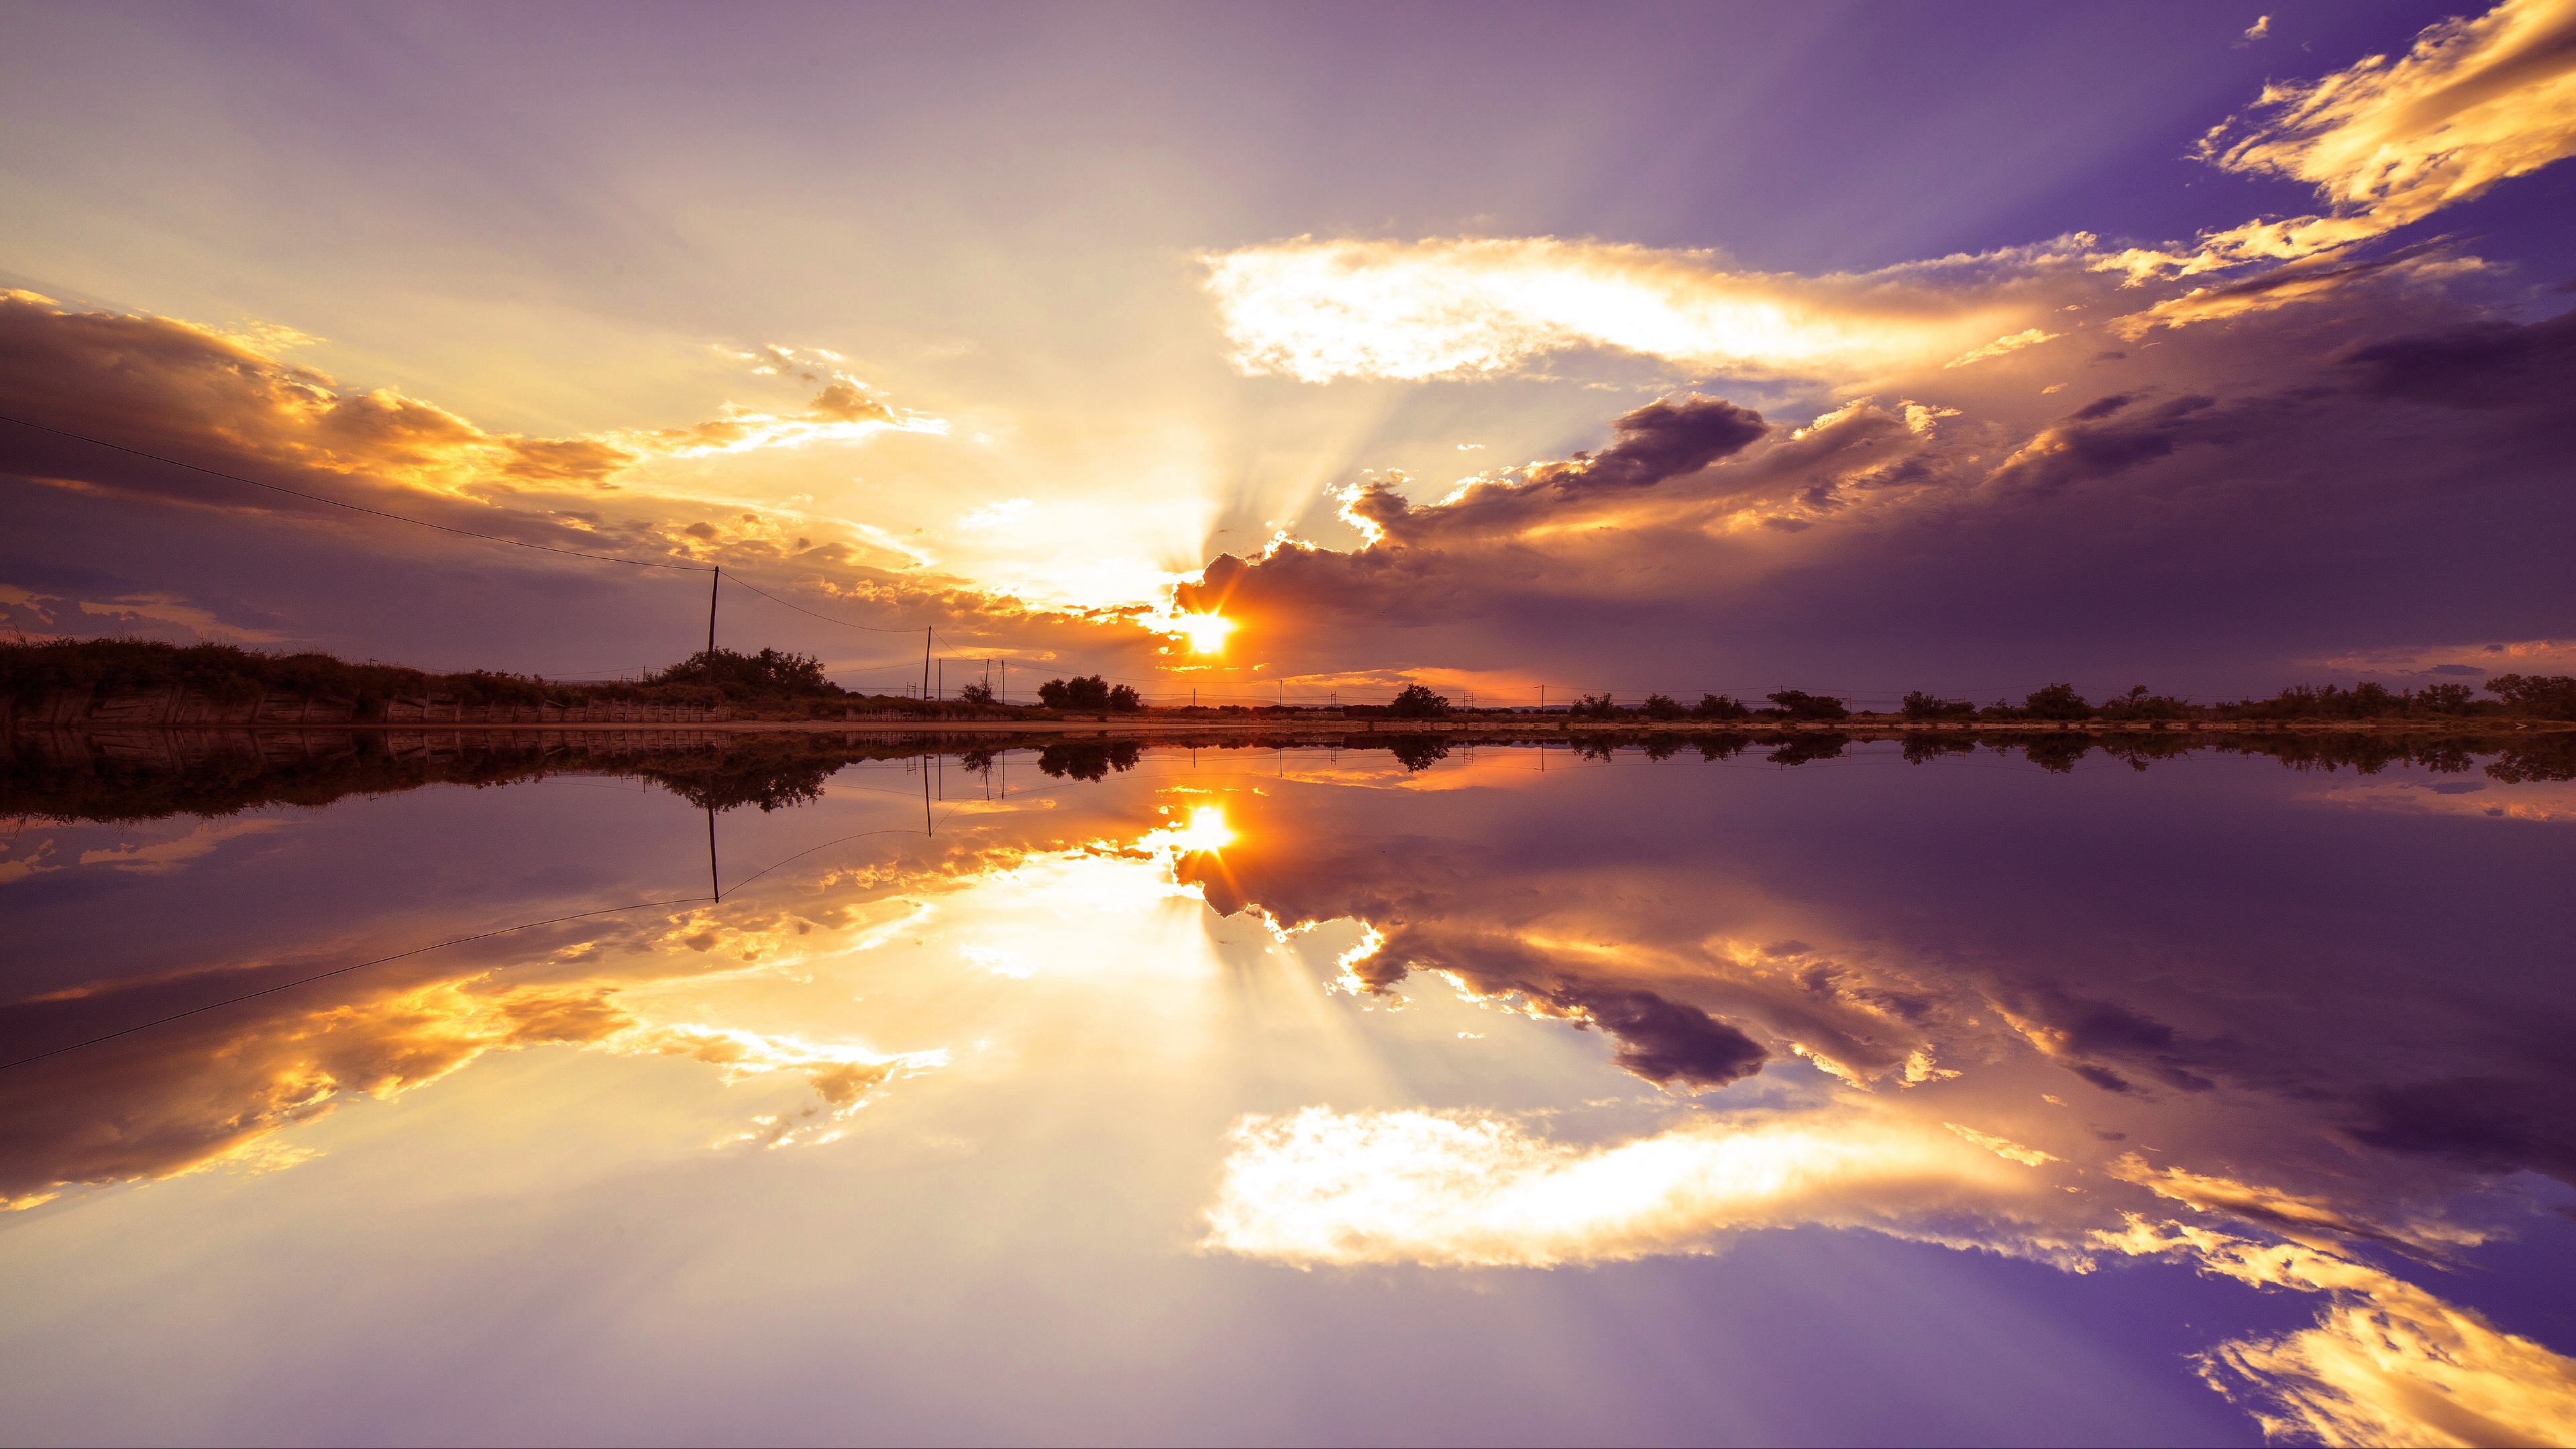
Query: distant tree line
[[1034, 674, 1140, 712], [13, 639, 2573, 724]]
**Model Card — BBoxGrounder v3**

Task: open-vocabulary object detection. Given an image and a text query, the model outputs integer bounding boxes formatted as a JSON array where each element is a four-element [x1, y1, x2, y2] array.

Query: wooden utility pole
[[706, 567, 720, 686], [922, 627, 931, 702]]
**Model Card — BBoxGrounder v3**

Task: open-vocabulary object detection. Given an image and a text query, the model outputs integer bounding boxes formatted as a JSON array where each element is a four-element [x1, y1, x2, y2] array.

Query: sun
[[1172, 612, 1235, 653]]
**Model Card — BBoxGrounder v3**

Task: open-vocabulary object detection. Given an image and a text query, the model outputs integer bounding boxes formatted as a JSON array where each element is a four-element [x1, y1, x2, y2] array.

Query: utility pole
[[706, 805, 718, 903], [706, 567, 720, 686], [922, 627, 931, 704], [938, 657, 943, 701]]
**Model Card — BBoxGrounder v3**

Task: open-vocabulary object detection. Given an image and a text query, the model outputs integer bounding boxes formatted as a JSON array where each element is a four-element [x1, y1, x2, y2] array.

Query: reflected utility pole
[[706, 804, 719, 903]]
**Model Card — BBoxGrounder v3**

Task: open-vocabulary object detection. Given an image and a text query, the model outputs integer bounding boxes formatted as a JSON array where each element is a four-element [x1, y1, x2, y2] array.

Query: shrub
[[1692, 693, 1753, 720], [2020, 683, 2090, 720], [1640, 693, 1684, 719], [2487, 674, 2576, 719], [1765, 690, 1848, 720], [1037, 675, 1112, 710], [1386, 682, 1450, 718]]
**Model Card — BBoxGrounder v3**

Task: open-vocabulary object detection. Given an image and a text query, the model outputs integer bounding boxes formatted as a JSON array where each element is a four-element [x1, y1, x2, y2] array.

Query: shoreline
[[13, 716, 2571, 737]]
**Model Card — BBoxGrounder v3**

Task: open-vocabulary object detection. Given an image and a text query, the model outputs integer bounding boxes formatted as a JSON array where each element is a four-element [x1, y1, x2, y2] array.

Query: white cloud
[[1200, 1105, 2062, 1268], [959, 498, 1034, 529], [1201, 236, 2077, 384], [2105, 0, 2576, 277]]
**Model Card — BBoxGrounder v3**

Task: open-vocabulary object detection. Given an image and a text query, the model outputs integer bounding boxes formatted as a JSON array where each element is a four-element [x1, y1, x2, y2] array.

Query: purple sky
[[4, 0, 2572, 702]]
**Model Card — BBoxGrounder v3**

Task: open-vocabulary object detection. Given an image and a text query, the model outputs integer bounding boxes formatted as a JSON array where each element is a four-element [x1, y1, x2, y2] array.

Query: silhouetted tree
[[2019, 683, 2090, 720], [1695, 734, 1752, 761], [1036, 739, 1141, 780], [1384, 735, 1452, 771], [1691, 693, 1752, 720], [1901, 690, 1975, 719], [2487, 674, 2576, 718], [2021, 735, 2093, 773], [1902, 734, 1979, 764], [1642, 734, 1685, 759], [2096, 685, 2196, 722], [1766, 735, 1847, 765], [1108, 684, 1140, 712], [1641, 693, 1684, 719], [1386, 683, 1449, 718], [1571, 692, 1619, 719], [1765, 690, 1848, 720], [1037, 675, 1114, 710], [956, 681, 996, 707]]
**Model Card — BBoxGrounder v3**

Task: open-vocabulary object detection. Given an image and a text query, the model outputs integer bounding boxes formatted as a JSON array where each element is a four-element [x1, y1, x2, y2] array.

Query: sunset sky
[[5, 0, 2572, 703]]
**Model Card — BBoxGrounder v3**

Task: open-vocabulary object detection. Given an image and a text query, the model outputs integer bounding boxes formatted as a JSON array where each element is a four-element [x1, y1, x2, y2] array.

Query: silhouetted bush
[[1766, 734, 1848, 765], [1764, 690, 1848, 720], [1640, 693, 1684, 719], [1036, 738, 1142, 780], [1038, 675, 1121, 711], [1692, 693, 1752, 720], [1384, 735, 1451, 770], [1387, 683, 1450, 718], [2488, 674, 2576, 719], [2017, 683, 2091, 721], [1696, 734, 1752, 761], [1901, 691, 1976, 720]]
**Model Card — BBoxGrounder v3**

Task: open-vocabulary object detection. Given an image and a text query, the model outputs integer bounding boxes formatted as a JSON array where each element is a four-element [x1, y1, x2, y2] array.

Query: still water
[[5, 731, 2573, 1446]]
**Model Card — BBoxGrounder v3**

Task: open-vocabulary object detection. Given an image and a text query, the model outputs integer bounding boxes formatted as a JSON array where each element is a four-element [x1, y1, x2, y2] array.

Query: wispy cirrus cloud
[[2101, 0, 2576, 279]]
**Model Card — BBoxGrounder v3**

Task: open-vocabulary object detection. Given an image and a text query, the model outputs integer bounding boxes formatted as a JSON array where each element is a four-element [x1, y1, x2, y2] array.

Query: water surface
[[5, 731, 2572, 1446]]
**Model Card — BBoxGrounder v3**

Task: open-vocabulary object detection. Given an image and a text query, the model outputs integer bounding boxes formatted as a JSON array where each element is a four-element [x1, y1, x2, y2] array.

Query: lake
[[5, 728, 2572, 1446]]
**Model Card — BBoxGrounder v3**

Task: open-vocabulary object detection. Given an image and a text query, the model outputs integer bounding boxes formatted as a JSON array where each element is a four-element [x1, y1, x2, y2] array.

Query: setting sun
[[1173, 612, 1235, 653]]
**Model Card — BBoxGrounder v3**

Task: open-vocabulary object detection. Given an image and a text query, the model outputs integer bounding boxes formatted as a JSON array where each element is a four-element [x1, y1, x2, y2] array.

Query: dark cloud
[[2349, 1076, 2576, 1187], [1554, 985, 1768, 1089], [2340, 306, 2576, 411], [0, 290, 635, 498], [1550, 394, 1768, 491], [1984, 392, 2221, 491]]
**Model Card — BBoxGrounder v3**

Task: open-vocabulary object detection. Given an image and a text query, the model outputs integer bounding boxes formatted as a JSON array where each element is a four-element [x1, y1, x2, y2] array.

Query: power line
[[726, 574, 931, 634]]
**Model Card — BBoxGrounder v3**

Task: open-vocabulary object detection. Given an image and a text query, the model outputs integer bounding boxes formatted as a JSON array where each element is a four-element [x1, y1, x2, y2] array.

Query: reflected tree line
[[7, 720, 2572, 825]]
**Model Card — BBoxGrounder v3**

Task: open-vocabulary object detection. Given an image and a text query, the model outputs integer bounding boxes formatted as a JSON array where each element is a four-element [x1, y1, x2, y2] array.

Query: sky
[[3, 0, 2573, 703]]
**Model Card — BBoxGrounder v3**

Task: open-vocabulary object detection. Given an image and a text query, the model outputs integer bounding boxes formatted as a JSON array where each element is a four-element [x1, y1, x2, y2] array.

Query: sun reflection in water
[[1169, 805, 1234, 852]]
